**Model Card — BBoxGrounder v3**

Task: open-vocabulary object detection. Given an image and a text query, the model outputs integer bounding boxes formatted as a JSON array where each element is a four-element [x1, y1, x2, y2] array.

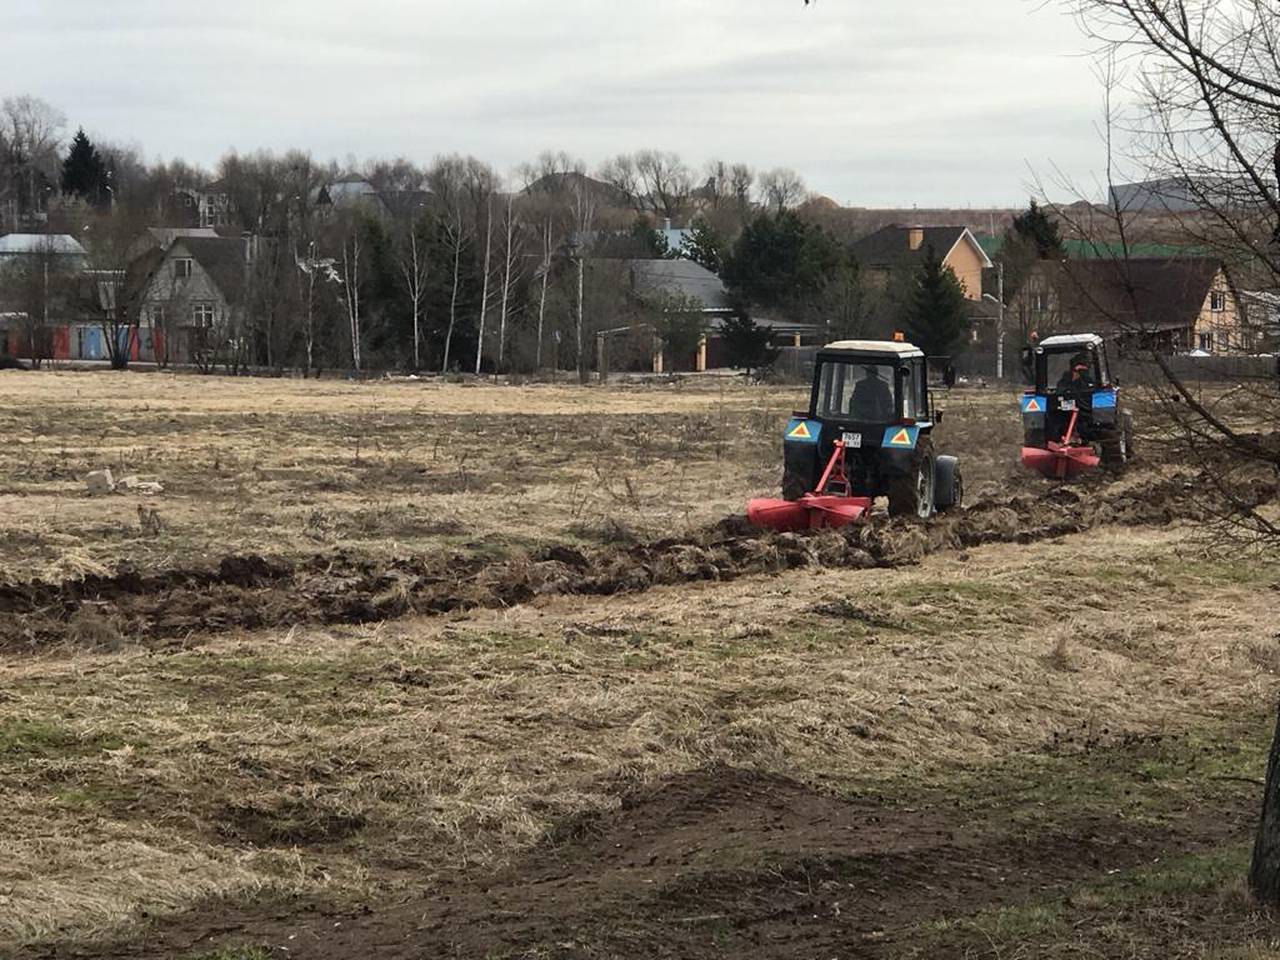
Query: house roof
[[1035, 257, 1223, 333], [0, 233, 88, 257], [852, 225, 993, 271], [630, 258, 730, 311], [173, 236, 247, 302]]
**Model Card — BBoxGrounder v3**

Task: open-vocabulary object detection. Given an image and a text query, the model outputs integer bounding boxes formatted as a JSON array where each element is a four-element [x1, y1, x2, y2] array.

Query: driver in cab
[[1057, 353, 1096, 392], [850, 365, 894, 421]]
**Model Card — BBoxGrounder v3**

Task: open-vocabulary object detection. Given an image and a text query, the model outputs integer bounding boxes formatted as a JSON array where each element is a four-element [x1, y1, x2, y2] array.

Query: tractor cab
[[1032, 333, 1114, 397], [756, 339, 962, 524], [1020, 333, 1134, 476]]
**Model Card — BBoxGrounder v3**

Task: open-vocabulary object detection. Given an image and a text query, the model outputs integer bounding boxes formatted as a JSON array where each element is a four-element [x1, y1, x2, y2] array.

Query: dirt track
[[0, 459, 1243, 654]]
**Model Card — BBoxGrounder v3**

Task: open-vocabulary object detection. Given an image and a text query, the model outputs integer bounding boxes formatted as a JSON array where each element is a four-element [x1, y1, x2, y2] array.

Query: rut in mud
[[0, 461, 1264, 652]]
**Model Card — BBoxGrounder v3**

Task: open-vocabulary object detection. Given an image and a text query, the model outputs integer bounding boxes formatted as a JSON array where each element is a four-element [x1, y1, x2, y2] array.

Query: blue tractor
[[748, 339, 963, 530], [1020, 333, 1135, 478]]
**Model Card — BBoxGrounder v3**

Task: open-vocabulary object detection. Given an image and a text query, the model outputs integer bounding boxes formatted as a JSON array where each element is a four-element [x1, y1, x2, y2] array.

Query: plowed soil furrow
[[0, 465, 1250, 653]]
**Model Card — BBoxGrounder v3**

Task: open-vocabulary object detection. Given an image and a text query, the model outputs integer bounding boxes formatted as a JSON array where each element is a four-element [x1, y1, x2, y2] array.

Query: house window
[[150, 304, 166, 326], [1199, 332, 1214, 352], [1210, 291, 1226, 312], [175, 258, 193, 279], [1031, 291, 1047, 313], [191, 302, 216, 326]]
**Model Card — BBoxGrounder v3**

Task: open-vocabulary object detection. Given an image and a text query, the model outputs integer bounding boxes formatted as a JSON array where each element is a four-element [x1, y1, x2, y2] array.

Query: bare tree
[[634, 150, 693, 221], [427, 155, 472, 373], [535, 216, 554, 368], [0, 95, 65, 225], [597, 153, 642, 212], [474, 197, 494, 375], [338, 216, 365, 372], [758, 167, 808, 213], [296, 241, 339, 376], [496, 190, 527, 370], [396, 213, 430, 370], [1064, 0, 1280, 904]]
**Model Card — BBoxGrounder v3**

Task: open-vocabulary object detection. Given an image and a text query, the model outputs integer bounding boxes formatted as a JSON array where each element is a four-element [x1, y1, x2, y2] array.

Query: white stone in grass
[[85, 468, 116, 495]]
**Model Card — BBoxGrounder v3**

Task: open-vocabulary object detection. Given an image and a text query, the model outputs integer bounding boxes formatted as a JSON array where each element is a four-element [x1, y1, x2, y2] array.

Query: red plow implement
[[748, 440, 873, 533], [1021, 409, 1100, 479]]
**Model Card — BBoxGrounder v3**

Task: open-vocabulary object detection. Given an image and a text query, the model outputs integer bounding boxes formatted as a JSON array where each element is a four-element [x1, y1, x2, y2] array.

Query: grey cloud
[[1, 0, 1108, 206]]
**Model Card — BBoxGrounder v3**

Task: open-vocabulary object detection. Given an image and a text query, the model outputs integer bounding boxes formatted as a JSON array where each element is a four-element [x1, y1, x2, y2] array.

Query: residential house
[[315, 177, 391, 219], [1239, 290, 1280, 350], [1109, 178, 1246, 214], [1007, 257, 1250, 355], [629, 258, 823, 371], [0, 234, 90, 358], [165, 183, 235, 229], [851, 224, 993, 300], [135, 235, 248, 364]]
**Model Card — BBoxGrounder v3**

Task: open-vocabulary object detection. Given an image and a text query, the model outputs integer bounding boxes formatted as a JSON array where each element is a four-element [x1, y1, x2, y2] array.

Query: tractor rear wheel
[[888, 440, 936, 519], [934, 455, 963, 512], [1101, 424, 1130, 469]]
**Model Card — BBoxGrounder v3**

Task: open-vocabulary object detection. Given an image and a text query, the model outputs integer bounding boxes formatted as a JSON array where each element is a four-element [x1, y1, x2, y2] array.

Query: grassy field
[[1, 369, 1277, 959]]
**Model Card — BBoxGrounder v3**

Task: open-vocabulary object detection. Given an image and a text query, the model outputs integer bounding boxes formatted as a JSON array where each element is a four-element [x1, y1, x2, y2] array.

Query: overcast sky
[[3, 0, 1112, 207]]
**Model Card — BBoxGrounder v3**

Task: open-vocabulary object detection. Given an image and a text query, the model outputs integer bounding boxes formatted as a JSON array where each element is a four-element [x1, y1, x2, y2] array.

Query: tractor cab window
[[1045, 348, 1099, 393], [899, 364, 921, 420], [816, 361, 897, 422]]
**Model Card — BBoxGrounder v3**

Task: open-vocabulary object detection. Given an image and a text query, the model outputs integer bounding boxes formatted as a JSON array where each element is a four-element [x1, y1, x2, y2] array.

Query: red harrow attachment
[[1020, 409, 1100, 479], [747, 440, 873, 533]]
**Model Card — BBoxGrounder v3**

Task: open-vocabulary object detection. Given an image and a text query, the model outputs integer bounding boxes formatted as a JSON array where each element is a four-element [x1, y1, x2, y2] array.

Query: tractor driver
[[850, 365, 894, 421], [1057, 353, 1096, 392]]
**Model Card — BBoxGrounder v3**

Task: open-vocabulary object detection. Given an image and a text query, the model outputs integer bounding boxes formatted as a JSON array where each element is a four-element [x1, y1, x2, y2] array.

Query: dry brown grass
[[2, 523, 1276, 950], [0, 370, 1017, 582]]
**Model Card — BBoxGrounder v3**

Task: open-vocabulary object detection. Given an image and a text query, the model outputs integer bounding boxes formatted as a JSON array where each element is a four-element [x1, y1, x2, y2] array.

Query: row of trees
[[4, 95, 1047, 373]]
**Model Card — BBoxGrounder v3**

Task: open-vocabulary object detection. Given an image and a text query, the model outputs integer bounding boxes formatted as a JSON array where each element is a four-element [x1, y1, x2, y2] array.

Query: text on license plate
[[842, 432, 862, 448]]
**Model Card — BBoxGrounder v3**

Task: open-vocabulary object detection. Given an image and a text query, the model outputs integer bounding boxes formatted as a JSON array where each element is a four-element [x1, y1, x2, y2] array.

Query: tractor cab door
[[900, 358, 928, 421], [1097, 342, 1114, 388]]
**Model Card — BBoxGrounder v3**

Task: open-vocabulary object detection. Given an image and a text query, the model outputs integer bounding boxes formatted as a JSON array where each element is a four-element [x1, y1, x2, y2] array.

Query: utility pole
[[996, 261, 1005, 381], [576, 253, 586, 384]]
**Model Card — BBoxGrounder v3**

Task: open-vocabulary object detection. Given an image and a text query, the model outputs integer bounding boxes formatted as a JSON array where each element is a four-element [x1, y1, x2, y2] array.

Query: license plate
[[1059, 399, 1077, 411], [842, 432, 862, 449]]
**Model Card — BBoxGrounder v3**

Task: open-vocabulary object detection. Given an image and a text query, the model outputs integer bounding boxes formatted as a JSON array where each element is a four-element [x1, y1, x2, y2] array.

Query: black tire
[[781, 465, 808, 502], [1121, 411, 1136, 461], [887, 439, 936, 519], [1100, 428, 1128, 469], [934, 455, 963, 512]]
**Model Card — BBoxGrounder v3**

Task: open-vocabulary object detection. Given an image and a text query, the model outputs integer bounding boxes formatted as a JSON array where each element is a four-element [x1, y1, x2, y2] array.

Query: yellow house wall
[[1192, 270, 1247, 354], [942, 240, 985, 300]]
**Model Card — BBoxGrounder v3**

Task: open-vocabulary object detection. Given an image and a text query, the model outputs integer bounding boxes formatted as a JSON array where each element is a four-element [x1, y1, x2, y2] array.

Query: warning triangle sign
[[788, 422, 812, 440], [889, 428, 912, 446]]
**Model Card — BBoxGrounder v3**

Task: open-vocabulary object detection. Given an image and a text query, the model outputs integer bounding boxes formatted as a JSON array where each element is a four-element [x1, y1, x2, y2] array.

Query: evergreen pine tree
[[61, 128, 108, 205], [1010, 199, 1065, 258], [720, 312, 779, 374], [679, 219, 727, 273], [903, 246, 969, 357]]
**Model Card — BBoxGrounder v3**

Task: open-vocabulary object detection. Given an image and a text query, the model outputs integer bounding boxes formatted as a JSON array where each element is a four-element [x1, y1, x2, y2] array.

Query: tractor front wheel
[[888, 440, 936, 519], [781, 464, 808, 502]]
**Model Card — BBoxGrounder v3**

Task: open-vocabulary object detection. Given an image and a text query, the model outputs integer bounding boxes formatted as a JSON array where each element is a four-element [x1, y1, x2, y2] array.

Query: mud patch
[[51, 764, 1255, 960], [0, 462, 1253, 654]]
